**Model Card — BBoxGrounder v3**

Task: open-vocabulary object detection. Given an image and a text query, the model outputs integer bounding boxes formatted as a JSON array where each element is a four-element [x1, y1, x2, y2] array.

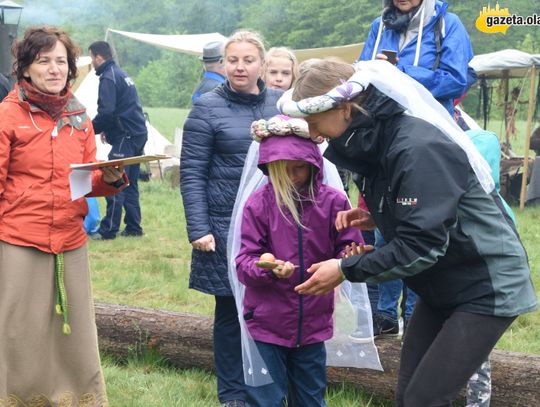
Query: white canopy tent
[[106, 29, 228, 56], [470, 49, 540, 209], [107, 28, 364, 64], [470, 49, 540, 79]]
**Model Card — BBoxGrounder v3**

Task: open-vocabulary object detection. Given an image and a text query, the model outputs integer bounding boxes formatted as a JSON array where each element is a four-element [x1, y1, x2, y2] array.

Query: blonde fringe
[[267, 160, 316, 228]]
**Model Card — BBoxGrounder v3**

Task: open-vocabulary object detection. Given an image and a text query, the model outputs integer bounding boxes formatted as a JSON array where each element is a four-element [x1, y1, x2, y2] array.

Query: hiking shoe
[[348, 329, 373, 343], [120, 230, 144, 237], [221, 401, 245, 407], [373, 314, 399, 339], [88, 232, 115, 240]]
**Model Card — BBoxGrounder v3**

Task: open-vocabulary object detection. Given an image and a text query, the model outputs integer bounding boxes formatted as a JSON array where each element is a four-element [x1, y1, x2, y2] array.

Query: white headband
[[277, 70, 373, 117]]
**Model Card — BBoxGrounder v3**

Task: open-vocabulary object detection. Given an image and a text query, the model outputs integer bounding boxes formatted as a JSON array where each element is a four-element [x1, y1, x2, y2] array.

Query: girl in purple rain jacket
[[235, 130, 361, 407]]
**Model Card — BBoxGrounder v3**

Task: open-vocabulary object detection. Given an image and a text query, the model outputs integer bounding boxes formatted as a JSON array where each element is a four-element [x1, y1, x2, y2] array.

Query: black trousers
[[214, 295, 245, 403], [98, 135, 146, 238], [396, 299, 515, 407]]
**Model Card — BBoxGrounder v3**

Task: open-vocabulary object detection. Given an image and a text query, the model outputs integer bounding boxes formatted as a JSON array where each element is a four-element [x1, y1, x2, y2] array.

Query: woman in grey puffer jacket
[[180, 30, 281, 407]]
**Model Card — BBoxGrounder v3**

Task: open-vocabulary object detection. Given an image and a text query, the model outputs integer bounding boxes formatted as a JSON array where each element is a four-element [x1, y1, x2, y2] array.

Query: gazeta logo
[[476, 3, 511, 34]]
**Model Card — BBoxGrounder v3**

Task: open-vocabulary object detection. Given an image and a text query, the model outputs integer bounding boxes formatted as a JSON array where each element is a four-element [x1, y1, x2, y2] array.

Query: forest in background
[[14, 0, 540, 112]]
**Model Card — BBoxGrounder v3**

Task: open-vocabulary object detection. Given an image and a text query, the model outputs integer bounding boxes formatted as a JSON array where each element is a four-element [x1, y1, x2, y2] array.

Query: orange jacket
[[0, 86, 125, 254]]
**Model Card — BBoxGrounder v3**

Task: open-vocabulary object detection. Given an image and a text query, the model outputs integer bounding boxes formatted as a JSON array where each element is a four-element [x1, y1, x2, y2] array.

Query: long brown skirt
[[0, 242, 108, 406]]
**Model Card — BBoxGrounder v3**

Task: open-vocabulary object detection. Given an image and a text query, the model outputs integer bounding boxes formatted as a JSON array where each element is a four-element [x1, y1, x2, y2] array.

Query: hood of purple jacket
[[258, 134, 324, 191]]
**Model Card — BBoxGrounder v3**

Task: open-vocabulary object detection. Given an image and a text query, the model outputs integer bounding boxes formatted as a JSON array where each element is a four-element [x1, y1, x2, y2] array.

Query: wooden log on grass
[[94, 302, 540, 406]]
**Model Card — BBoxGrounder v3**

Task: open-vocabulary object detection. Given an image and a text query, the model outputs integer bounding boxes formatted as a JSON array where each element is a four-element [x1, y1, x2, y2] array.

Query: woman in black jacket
[[180, 30, 282, 407], [279, 59, 537, 407]]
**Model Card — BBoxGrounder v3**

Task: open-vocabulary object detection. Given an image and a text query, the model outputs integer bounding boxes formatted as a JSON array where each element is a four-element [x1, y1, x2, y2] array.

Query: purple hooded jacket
[[235, 135, 363, 348]]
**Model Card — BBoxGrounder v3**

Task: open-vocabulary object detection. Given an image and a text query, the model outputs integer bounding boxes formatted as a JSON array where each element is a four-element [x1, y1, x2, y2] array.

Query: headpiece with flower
[[250, 114, 324, 144]]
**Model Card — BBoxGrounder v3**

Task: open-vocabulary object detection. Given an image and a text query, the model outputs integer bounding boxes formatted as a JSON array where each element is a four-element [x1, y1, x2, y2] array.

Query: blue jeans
[[378, 279, 417, 321], [374, 229, 417, 321], [246, 341, 327, 407], [214, 296, 245, 403], [98, 136, 146, 238]]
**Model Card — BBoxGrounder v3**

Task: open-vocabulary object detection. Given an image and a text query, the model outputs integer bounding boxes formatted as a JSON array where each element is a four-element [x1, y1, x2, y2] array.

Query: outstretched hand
[[335, 207, 376, 231], [295, 259, 344, 296]]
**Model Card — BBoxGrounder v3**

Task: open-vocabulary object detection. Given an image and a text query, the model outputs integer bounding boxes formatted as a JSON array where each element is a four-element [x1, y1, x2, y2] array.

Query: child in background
[[235, 116, 362, 407], [84, 197, 101, 235], [263, 47, 299, 91]]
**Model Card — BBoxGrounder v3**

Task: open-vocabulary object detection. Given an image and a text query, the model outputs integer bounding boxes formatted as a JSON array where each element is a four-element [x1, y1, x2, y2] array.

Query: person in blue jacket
[[180, 30, 282, 407], [88, 41, 148, 240], [359, 0, 475, 116]]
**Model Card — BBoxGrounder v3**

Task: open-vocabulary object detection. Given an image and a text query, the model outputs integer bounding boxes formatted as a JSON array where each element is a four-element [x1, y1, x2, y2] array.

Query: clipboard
[[70, 154, 172, 171]]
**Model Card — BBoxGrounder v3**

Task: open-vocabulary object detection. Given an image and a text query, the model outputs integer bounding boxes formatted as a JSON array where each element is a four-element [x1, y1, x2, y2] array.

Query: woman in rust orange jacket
[[0, 27, 126, 406]]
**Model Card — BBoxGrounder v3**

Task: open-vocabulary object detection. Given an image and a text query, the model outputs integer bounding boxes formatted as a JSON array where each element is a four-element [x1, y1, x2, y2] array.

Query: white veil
[[227, 140, 382, 387], [278, 59, 495, 194]]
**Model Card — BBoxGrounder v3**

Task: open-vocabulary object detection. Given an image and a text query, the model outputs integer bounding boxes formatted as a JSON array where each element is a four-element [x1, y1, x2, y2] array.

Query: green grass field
[[90, 108, 539, 406]]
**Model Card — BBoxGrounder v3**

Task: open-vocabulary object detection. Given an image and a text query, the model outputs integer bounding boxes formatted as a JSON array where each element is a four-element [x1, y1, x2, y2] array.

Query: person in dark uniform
[[191, 40, 226, 103], [88, 41, 148, 240]]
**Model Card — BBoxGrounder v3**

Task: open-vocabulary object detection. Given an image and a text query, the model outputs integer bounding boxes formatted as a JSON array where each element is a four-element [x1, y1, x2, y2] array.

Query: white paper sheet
[[69, 170, 92, 200]]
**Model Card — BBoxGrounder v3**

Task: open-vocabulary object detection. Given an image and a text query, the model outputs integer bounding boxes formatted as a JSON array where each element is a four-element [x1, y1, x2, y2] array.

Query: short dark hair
[[88, 41, 113, 60], [12, 26, 80, 83]]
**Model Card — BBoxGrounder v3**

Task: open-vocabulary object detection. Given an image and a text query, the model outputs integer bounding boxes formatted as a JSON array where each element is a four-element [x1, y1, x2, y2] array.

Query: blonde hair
[[267, 160, 315, 228], [224, 29, 266, 61], [263, 47, 299, 88], [292, 59, 370, 113]]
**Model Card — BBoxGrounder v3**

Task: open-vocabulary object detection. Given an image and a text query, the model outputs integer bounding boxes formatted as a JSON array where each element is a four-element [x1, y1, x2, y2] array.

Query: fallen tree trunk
[[95, 302, 540, 406]]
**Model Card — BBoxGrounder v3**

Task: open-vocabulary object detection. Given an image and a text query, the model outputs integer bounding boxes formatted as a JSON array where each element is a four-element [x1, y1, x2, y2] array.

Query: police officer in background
[[191, 40, 226, 103], [88, 41, 148, 240]]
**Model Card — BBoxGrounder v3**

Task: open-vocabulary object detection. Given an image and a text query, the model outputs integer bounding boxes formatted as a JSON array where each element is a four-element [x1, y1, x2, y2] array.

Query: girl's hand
[[191, 234, 216, 252], [343, 242, 375, 258], [272, 260, 295, 279], [101, 165, 124, 184]]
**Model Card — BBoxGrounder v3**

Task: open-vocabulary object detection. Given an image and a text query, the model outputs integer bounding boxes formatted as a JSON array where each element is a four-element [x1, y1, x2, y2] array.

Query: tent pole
[[519, 65, 537, 210], [502, 72, 510, 150]]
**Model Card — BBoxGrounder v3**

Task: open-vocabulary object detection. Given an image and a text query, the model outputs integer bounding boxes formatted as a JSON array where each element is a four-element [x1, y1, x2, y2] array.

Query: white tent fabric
[[470, 49, 540, 79], [108, 28, 364, 64], [294, 43, 364, 64], [74, 69, 176, 164], [107, 29, 228, 56], [72, 56, 92, 92]]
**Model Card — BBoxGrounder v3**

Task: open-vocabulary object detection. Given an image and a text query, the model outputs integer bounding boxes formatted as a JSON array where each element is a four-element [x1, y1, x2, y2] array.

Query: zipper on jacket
[[378, 196, 384, 213], [296, 224, 304, 348], [344, 130, 356, 147]]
